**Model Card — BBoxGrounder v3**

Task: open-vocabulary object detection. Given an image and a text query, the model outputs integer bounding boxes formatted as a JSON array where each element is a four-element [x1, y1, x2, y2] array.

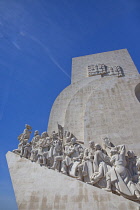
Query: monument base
[[6, 152, 140, 210]]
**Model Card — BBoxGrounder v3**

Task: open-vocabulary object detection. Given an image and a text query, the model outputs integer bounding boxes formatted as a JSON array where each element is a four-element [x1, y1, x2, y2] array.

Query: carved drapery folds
[[13, 124, 140, 202]]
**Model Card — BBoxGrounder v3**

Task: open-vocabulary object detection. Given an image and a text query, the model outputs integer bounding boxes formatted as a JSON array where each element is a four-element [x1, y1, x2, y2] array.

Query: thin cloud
[[20, 31, 71, 79], [12, 41, 21, 50], [20, 31, 25, 36]]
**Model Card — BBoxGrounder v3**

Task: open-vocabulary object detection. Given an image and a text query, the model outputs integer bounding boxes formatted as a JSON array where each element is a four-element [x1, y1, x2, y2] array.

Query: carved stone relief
[[88, 64, 124, 78], [12, 124, 140, 202]]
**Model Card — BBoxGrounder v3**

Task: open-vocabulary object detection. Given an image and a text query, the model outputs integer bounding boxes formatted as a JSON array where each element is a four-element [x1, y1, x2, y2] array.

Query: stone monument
[[6, 49, 140, 209]]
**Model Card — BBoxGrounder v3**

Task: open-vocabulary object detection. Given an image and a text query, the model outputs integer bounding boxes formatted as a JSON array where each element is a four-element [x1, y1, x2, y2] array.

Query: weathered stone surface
[[47, 78, 95, 134], [48, 49, 140, 154], [72, 49, 139, 83], [6, 152, 140, 210]]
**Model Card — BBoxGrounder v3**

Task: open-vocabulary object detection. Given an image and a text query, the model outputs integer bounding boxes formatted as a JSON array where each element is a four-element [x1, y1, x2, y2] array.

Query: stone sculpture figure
[[50, 135, 72, 171], [49, 139, 63, 170], [72, 152, 84, 178], [62, 137, 84, 176], [21, 142, 32, 159], [30, 130, 40, 162], [13, 139, 24, 155], [126, 150, 138, 183], [31, 130, 40, 149], [77, 140, 95, 182], [18, 124, 32, 144], [105, 145, 140, 200], [89, 143, 111, 188], [13, 124, 32, 155], [51, 131, 59, 141], [33, 131, 53, 165], [38, 132, 52, 166], [12, 124, 140, 203], [102, 137, 114, 156]]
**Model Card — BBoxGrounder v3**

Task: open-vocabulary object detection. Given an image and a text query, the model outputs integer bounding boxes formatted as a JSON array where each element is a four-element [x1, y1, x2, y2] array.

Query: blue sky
[[0, 0, 140, 209]]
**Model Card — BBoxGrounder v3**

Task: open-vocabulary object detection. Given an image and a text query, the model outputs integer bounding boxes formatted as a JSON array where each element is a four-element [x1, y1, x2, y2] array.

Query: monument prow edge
[[6, 151, 140, 210]]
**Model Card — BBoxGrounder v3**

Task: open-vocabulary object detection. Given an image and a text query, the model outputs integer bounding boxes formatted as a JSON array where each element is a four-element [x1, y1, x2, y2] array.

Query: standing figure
[[38, 132, 51, 166], [13, 124, 32, 155], [49, 139, 63, 171], [77, 140, 95, 182], [30, 130, 40, 162], [126, 150, 138, 183], [18, 124, 32, 144]]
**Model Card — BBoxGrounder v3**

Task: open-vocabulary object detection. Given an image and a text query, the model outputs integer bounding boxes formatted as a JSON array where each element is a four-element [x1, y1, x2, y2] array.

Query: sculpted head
[[34, 130, 39, 136], [41, 131, 48, 138], [103, 137, 109, 143], [95, 143, 102, 151], [25, 124, 32, 130], [52, 131, 58, 139], [127, 150, 135, 158], [71, 137, 76, 145], [89, 141, 95, 149]]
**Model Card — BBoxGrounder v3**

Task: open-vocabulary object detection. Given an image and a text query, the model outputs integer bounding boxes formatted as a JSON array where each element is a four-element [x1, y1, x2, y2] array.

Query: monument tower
[[48, 49, 140, 153], [7, 49, 140, 210]]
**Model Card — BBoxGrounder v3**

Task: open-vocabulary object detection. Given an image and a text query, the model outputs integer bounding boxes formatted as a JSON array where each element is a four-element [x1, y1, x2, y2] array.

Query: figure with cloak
[[105, 145, 140, 200]]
